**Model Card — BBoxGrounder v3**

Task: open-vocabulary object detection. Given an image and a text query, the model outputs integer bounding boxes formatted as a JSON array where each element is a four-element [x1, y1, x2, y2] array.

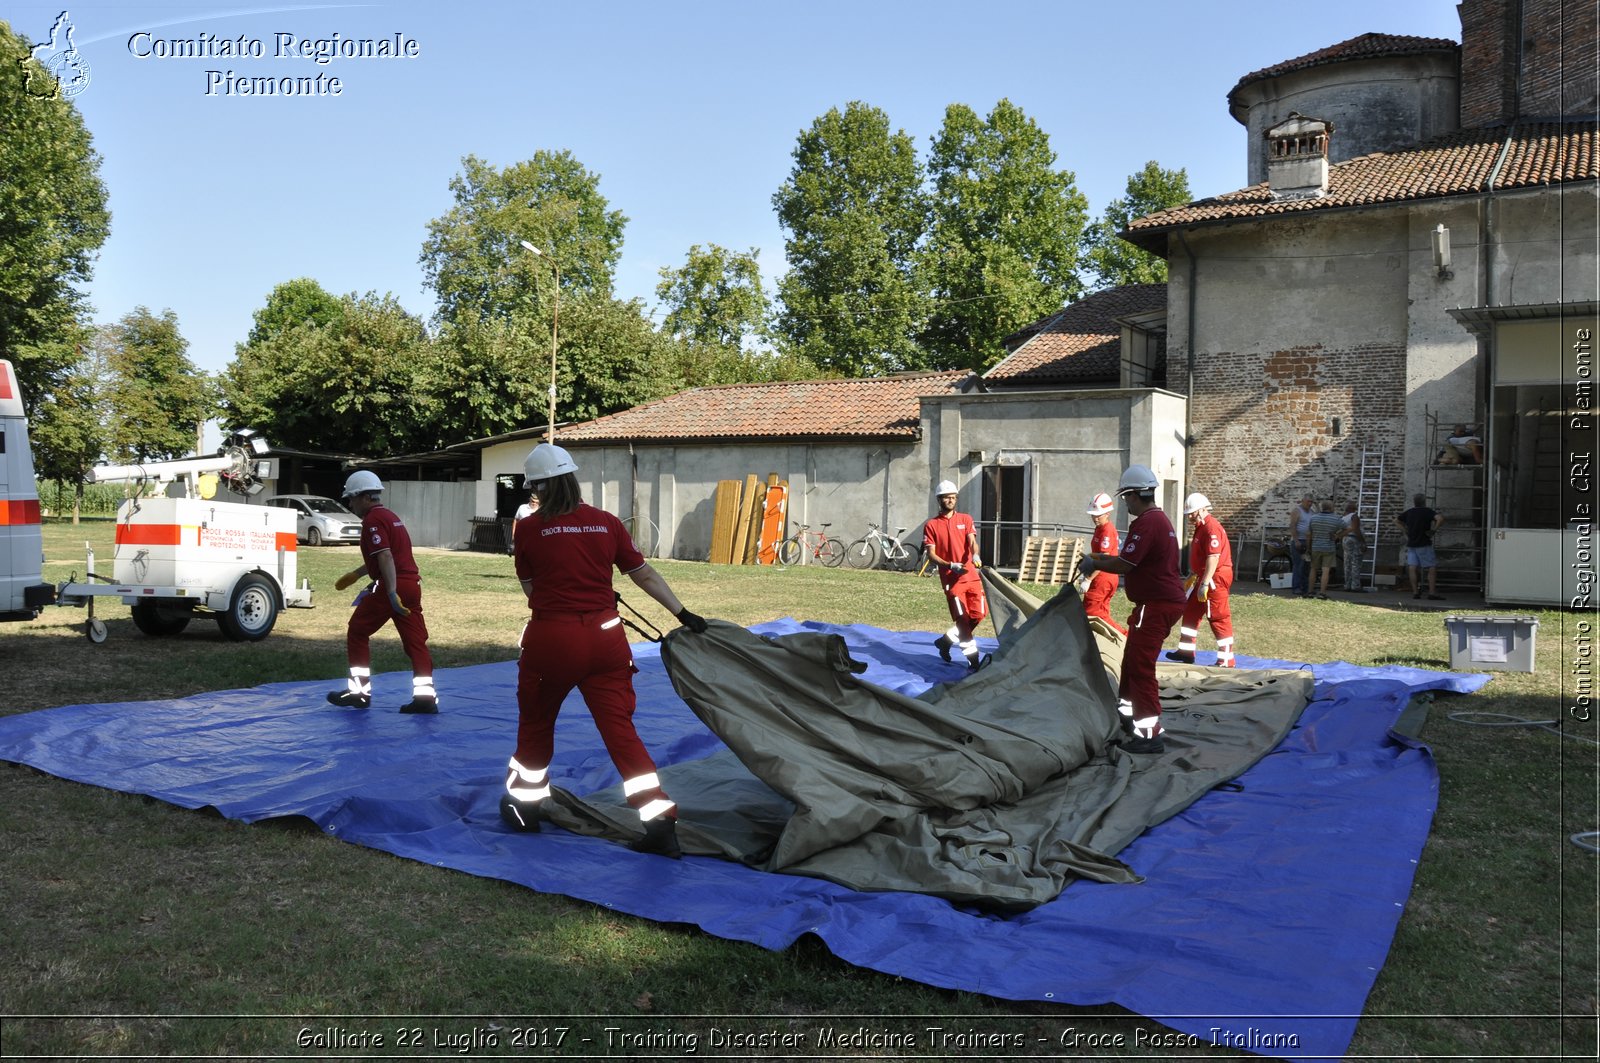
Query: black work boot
[[630, 818, 682, 859], [1121, 734, 1166, 755], [1164, 649, 1196, 664], [499, 794, 542, 833], [399, 695, 438, 714], [966, 651, 990, 672], [933, 635, 954, 663], [327, 690, 371, 709]]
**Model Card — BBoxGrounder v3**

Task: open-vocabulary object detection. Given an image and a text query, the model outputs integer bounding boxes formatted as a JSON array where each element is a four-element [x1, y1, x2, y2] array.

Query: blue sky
[[11, 0, 1465, 377]]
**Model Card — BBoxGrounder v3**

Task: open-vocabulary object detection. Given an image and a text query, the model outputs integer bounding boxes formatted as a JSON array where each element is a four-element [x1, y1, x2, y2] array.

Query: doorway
[[979, 460, 1033, 569]]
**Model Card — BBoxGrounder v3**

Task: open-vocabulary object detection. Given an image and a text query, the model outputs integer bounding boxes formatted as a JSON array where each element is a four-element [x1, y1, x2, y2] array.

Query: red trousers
[[1178, 569, 1234, 662], [514, 610, 672, 819], [943, 578, 989, 642], [1083, 572, 1127, 634], [1119, 600, 1185, 734], [346, 577, 432, 676]]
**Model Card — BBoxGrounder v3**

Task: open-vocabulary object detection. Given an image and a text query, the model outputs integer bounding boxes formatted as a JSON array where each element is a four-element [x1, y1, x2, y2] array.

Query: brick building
[[1123, 0, 1597, 604]]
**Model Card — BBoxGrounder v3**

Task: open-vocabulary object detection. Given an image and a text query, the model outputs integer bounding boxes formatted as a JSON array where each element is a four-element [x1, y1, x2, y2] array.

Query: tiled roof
[[1125, 121, 1597, 247], [1229, 33, 1458, 106], [984, 284, 1166, 386], [556, 371, 971, 444]]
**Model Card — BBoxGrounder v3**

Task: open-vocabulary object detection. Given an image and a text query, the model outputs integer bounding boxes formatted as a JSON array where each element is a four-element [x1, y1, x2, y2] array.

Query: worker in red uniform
[[1166, 492, 1237, 667], [1081, 491, 1127, 635], [499, 443, 707, 858], [327, 470, 437, 714], [923, 478, 989, 670], [1076, 465, 1185, 754]]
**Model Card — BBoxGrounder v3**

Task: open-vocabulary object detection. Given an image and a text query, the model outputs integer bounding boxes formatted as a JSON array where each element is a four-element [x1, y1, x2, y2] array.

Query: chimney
[[1265, 114, 1332, 201], [1458, 0, 1519, 125]]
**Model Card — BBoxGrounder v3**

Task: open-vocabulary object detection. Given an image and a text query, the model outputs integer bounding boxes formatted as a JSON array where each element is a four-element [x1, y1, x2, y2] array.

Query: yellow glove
[[1198, 579, 1210, 602], [334, 569, 365, 591], [387, 590, 411, 618], [1183, 574, 1197, 596]]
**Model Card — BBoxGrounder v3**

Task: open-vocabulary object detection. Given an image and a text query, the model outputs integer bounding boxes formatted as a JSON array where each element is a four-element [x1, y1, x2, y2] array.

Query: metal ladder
[[1356, 443, 1385, 589]]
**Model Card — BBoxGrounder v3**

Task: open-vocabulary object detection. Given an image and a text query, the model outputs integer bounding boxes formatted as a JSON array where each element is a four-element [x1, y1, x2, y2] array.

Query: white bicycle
[[844, 523, 921, 572]]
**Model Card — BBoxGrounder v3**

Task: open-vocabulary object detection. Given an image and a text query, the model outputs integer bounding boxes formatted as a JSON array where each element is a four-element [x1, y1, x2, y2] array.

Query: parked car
[[264, 495, 361, 546]]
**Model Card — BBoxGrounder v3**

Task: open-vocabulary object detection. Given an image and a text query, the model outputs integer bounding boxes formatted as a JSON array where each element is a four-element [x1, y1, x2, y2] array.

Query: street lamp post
[[519, 240, 559, 442]]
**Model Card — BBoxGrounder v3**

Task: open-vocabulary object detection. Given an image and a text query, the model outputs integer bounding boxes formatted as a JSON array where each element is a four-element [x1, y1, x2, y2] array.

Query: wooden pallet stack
[[709, 474, 787, 565], [1016, 536, 1084, 584]]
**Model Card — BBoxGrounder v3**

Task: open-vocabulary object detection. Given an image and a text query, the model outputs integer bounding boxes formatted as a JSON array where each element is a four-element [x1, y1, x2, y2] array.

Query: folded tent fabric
[[545, 569, 1313, 910]]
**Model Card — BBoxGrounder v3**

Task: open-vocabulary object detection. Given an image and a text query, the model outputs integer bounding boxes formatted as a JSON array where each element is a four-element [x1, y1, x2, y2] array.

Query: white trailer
[[55, 438, 313, 643]]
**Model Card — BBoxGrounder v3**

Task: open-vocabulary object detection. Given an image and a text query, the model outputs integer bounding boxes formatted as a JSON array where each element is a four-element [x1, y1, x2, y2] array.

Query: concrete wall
[[1234, 53, 1460, 186], [465, 389, 1188, 561], [1166, 181, 1597, 585], [1169, 211, 1417, 539], [384, 480, 478, 550]]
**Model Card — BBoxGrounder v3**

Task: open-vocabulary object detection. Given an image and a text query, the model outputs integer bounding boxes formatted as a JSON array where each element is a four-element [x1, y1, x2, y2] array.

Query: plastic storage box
[[1443, 615, 1539, 673]]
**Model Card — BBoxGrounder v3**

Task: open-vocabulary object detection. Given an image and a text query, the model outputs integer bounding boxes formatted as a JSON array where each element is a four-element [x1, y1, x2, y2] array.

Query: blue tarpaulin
[[0, 619, 1488, 1060]]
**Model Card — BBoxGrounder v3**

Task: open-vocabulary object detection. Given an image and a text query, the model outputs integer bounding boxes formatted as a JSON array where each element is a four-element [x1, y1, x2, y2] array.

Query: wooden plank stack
[[1017, 536, 1084, 584], [710, 474, 787, 565]]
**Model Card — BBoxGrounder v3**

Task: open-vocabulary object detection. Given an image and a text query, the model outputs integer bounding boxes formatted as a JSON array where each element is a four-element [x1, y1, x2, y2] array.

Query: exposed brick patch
[[1184, 344, 1408, 535]]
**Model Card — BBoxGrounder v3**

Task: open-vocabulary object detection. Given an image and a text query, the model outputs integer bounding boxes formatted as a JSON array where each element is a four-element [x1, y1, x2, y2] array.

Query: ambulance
[[0, 360, 58, 622]]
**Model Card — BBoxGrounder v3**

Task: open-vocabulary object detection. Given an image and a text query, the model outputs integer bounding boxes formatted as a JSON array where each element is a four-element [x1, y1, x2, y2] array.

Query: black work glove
[[675, 607, 708, 633]]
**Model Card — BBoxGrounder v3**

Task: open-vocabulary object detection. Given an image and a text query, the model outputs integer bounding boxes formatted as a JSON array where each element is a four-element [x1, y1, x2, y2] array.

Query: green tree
[[420, 151, 626, 326], [772, 102, 928, 375], [655, 244, 819, 387], [416, 315, 551, 443], [27, 327, 105, 520], [919, 100, 1090, 372], [547, 296, 683, 425], [1081, 160, 1191, 290], [656, 244, 770, 350], [96, 308, 212, 462], [247, 277, 344, 345], [219, 292, 432, 455], [0, 20, 110, 411]]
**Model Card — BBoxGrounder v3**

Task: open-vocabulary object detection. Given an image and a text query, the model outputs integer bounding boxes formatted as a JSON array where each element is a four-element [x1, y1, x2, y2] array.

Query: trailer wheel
[[85, 618, 108, 644], [219, 574, 279, 641], [131, 600, 193, 636]]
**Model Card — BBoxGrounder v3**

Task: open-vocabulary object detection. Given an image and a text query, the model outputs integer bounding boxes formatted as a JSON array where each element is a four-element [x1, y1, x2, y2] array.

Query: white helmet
[[341, 470, 383, 499], [1117, 464, 1159, 496], [1087, 491, 1114, 516], [524, 443, 579, 483], [934, 479, 958, 497], [1184, 492, 1212, 516]]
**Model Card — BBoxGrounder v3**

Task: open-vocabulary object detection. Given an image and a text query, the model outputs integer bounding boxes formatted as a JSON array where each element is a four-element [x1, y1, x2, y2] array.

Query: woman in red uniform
[[499, 443, 707, 858], [1081, 491, 1127, 634]]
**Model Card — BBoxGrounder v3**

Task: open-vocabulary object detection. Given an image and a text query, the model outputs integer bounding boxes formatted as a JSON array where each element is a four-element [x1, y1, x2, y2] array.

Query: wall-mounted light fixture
[[1432, 224, 1453, 280]]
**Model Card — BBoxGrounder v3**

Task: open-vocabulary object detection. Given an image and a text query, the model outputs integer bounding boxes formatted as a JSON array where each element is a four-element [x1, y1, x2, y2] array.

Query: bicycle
[[844, 523, 920, 572], [619, 514, 659, 558], [776, 523, 845, 567]]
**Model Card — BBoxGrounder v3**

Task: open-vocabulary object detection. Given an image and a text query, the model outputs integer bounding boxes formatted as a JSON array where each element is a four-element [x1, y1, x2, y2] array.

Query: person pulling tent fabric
[[923, 478, 990, 670], [499, 443, 708, 858], [1077, 464, 1185, 753]]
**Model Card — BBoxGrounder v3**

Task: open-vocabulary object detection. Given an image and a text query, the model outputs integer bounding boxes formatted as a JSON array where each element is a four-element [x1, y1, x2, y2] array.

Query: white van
[[0, 360, 57, 621]]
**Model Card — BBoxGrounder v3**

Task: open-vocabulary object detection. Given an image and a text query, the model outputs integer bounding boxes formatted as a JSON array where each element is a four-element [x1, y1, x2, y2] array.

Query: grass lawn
[[1, 519, 1594, 1059]]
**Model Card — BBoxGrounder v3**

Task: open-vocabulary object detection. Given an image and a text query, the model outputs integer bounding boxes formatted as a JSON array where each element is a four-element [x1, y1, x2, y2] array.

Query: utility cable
[[1447, 710, 1598, 852]]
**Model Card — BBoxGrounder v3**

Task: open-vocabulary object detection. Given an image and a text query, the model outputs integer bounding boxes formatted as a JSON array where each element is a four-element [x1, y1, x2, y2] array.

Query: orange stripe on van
[[0, 499, 41, 525], [115, 522, 182, 546], [276, 532, 298, 551]]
